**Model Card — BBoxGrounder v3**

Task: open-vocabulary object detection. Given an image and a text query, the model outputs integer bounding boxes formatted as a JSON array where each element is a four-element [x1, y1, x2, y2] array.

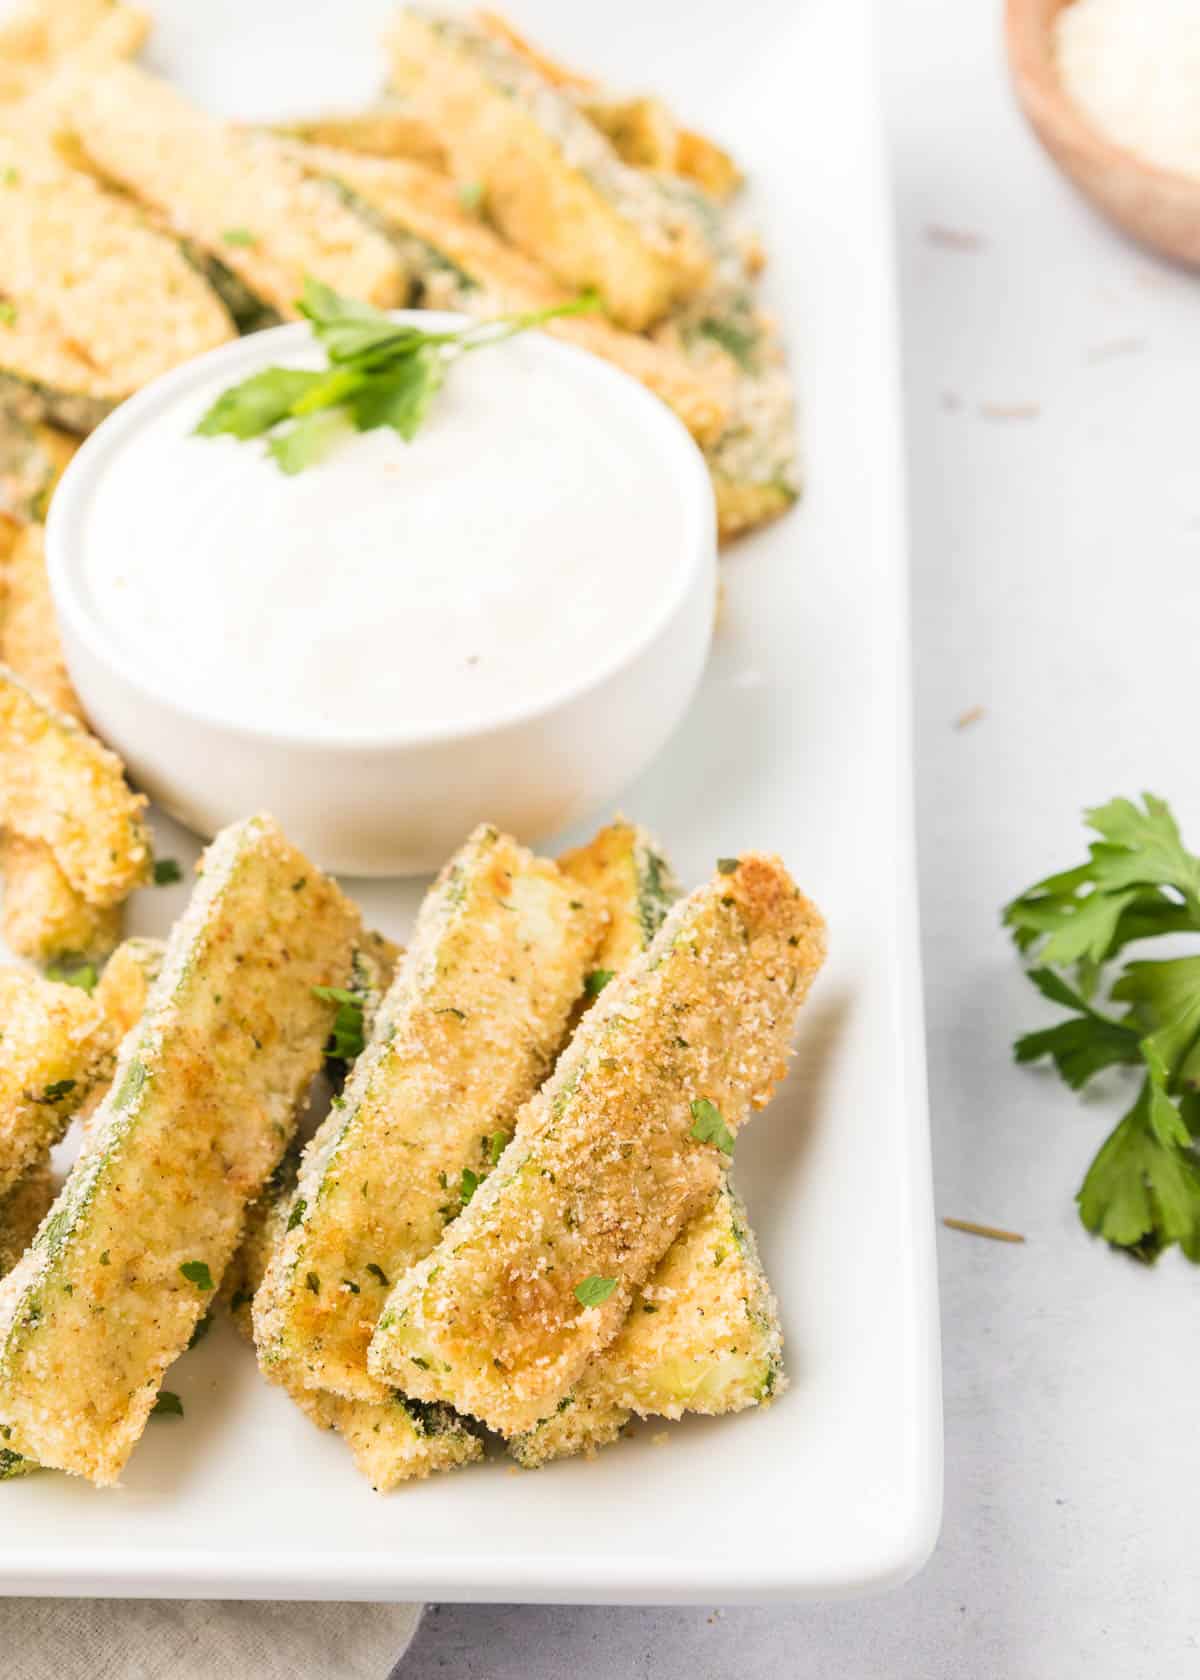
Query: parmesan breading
[[0, 412, 76, 524], [0, 1162, 53, 1479], [471, 12, 743, 198], [510, 1180, 784, 1466], [91, 935, 163, 1050], [0, 0, 148, 106], [273, 106, 448, 170], [0, 837, 121, 963], [0, 302, 122, 438], [0, 934, 159, 1478], [386, 7, 711, 329], [0, 520, 127, 959], [0, 131, 234, 394], [0, 966, 109, 1196], [557, 817, 679, 977], [58, 61, 406, 316], [505, 825, 785, 1464], [1, 523, 78, 716], [369, 854, 826, 1435], [229, 1137, 483, 1491], [0, 938, 162, 1204], [282, 141, 728, 449], [651, 179, 800, 540], [0, 665, 150, 908], [254, 824, 604, 1402], [225, 931, 484, 1489], [0, 815, 366, 1484], [584, 98, 744, 203]]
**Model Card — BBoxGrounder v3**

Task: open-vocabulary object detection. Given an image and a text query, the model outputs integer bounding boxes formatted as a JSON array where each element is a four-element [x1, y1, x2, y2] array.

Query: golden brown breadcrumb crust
[[56, 61, 406, 316], [369, 854, 825, 1435], [0, 965, 109, 1195], [0, 815, 365, 1485], [0, 521, 127, 959], [254, 823, 604, 1402], [510, 1178, 783, 1466], [386, 8, 711, 330], [0, 665, 150, 908]]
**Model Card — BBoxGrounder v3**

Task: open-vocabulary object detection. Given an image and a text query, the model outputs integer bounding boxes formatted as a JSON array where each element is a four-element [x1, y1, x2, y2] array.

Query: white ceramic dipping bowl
[[46, 317, 717, 875]]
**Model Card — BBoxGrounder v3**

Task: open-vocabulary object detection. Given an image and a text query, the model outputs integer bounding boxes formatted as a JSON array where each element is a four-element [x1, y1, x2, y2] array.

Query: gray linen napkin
[[0, 1598, 423, 1679]]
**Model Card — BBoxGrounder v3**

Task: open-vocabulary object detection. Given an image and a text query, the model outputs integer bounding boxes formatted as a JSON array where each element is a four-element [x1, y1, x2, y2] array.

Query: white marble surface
[[401, 0, 1200, 1673]]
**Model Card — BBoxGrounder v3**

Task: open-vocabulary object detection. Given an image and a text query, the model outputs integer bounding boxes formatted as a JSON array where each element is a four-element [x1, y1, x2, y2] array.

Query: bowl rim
[[46, 312, 717, 752]]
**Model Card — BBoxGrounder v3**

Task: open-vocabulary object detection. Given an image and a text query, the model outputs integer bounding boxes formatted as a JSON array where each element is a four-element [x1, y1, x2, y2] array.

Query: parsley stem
[[289, 365, 364, 415], [456, 292, 601, 355], [942, 1217, 1026, 1245]]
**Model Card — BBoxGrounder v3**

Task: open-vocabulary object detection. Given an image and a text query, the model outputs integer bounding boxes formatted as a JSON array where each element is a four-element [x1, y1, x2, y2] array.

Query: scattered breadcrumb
[[943, 1217, 1025, 1245], [978, 402, 1041, 422], [955, 705, 986, 731], [925, 224, 985, 252]]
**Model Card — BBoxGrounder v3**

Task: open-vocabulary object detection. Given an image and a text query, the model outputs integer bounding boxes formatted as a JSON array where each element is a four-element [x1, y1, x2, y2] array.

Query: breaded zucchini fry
[[282, 142, 727, 448], [0, 523, 126, 960], [0, 0, 146, 62], [0, 411, 76, 524], [0, 936, 163, 1200], [558, 817, 679, 976], [473, 12, 744, 198], [230, 1140, 483, 1491], [0, 1165, 54, 1479], [0, 815, 366, 1484], [273, 106, 448, 170], [369, 855, 826, 1435], [227, 928, 398, 1336], [0, 133, 234, 394], [0, 966, 109, 1195], [1, 524, 79, 717], [673, 127, 744, 205], [0, 666, 150, 908], [228, 932, 483, 1489], [254, 824, 604, 1402], [0, 0, 148, 105], [386, 7, 710, 329], [581, 95, 676, 173], [509, 825, 784, 1463], [57, 62, 406, 316], [583, 99, 743, 204], [652, 182, 800, 540], [10, 934, 165, 1155], [0, 937, 161, 1479], [0, 302, 121, 437], [92, 935, 163, 1047], [0, 838, 121, 963], [510, 1179, 783, 1465]]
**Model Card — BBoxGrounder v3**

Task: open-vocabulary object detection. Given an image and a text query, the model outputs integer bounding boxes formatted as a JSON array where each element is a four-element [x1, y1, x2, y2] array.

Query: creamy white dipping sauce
[[74, 323, 695, 738]]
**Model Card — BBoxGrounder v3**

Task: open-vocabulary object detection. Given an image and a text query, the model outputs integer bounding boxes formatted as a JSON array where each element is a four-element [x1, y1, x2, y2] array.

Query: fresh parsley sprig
[[1006, 794, 1200, 1261], [312, 985, 366, 1063], [195, 278, 599, 474]]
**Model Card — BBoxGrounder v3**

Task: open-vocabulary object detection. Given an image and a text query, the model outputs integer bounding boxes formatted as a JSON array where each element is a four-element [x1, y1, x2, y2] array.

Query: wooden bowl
[[1006, 0, 1200, 268]]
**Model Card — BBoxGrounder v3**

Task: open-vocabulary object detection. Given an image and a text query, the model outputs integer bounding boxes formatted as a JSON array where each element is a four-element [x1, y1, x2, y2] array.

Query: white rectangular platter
[[0, 0, 941, 1602]]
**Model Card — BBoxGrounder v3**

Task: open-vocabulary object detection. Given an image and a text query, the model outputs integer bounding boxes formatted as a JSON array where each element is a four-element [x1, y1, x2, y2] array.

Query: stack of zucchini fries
[[0, 0, 818, 1490], [0, 813, 825, 1488], [1, 0, 800, 965]]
